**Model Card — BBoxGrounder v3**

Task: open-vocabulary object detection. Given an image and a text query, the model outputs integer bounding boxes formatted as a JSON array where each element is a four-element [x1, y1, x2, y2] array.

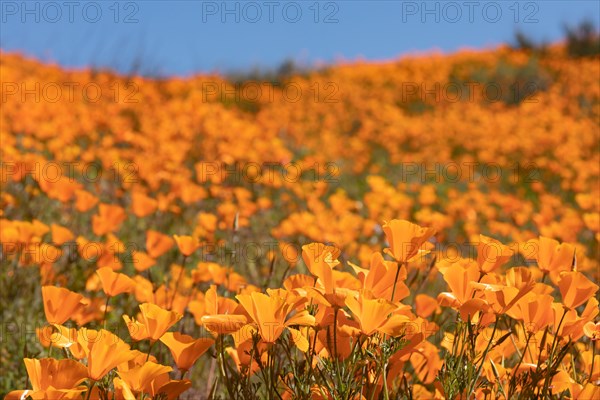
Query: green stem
[[470, 316, 499, 396], [333, 307, 339, 361], [146, 340, 155, 362], [590, 340, 597, 384], [217, 335, 235, 400], [382, 360, 390, 400], [542, 308, 568, 395], [86, 380, 96, 400], [509, 333, 532, 398], [103, 296, 111, 330], [390, 262, 404, 302], [170, 256, 186, 310], [514, 333, 532, 375]]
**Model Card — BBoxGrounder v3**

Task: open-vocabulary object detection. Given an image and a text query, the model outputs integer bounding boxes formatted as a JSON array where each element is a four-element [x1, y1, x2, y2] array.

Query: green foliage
[[565, 20, 600, 58], [448, 56, 552, 106]]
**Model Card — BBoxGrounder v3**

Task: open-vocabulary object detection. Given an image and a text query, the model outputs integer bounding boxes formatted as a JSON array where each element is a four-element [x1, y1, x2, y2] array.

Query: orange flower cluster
[[0, 44, 598, 399], [3, 219, 599, 399]]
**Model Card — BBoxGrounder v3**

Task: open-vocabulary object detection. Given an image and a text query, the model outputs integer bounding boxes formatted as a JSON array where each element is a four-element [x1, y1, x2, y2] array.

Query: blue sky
[[1, 1, 598, 76]]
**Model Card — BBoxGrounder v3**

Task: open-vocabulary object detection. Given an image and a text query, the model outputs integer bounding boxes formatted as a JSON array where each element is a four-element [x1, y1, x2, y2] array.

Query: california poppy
[[74, 189, 98, 212], [471, 267, 535, 314], [382, 219, 435, 263], [131, 250, 156, 272], [36, 324, 79, 351], [437, 259, 488, 320], [77, 328, 137, 381], [584, 321, 600, 340], [124, 303, 182, 342], [92, 203, 126, 236], [96, 267, 136, 297], [51, 223, 74, 245], [5, 358, 88, 400], [117, 361, 172, 395], [558, 271, 599, 310], [201, 314, 248, 335], [301, 243, 359, 307], [131, 191, 158, 218], [159, 332, 214, 372], [349, 252, 410, 302], [113, 377, 136, 400], [526, 236, 575, 277], [236, 290, 315, 351], [476, 235, 513, 273], [146, 230, 174, 258], [41, 286, 87, 325], [173, 234, 201, 256], [345, 293, 410, 336], [506, 293, 554, 334]]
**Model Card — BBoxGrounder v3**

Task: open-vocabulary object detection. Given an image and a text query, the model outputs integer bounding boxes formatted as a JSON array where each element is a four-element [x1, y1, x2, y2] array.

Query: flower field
[[0, 43, 599, 399]]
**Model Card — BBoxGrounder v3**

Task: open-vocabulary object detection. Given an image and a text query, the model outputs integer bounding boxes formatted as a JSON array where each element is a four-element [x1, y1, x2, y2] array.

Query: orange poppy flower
[[191, 284, 244, 326], [124, 303, 182, 342], [302, 242, 340, 274], [5, 358, 88, 400], [36, 324, 80, 352], [70, 296, 103, 326], [382, 219, 435, 263], [131, 250, 156, 272], [74, 189, 98, 212], [349, 251, 410, 302], [526, 236, 575, 276], [123, 315, 150, 342], [51, 223, 74, 245], [301, 243, 359, 307], [113, 377, 136, 400], [584, 321, 600, 340], [471, 268, 535, 314], [151, 379, 192, 400], [345, 293, 410, 336], [201, 314, 249, 335], [573, 383, 600, 400], [92, 203, 126, 236], [116, 361, 172, 395], [77, 328, 137, 381], [159, 332, 214, 371], [131, 191, 158, 217], [476, 235, 513, 273], [146, 230, 174, 258], [415, 294, 439, 318], [506, 293, 554, 333], [558, 271, 599, 310], [41, 286, 87, 325], [173, 235, 201, 256], [437, 259, 488, 320], [236, 290, 315, 350], [96, 267, 136, 297]]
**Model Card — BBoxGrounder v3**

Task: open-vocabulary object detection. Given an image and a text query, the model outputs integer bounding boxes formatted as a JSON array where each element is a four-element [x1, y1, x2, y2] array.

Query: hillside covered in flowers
[[0, 43, 598, 399]]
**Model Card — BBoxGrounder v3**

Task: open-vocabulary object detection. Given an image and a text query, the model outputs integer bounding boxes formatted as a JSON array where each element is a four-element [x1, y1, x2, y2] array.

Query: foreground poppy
[[116, 361, 172, 395], [345, 293, 410, 336], [159, 332, 214, 372], [236, 290, 315, 350], [5, 358, 88, 400], [77, 328, 137, 381]]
